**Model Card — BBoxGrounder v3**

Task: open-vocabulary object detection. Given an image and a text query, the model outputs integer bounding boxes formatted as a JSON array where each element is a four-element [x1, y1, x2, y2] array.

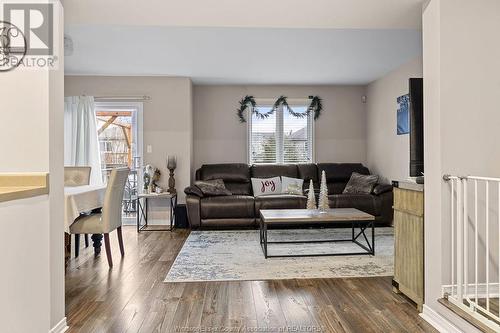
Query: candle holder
[[167, 155, 177, 194]]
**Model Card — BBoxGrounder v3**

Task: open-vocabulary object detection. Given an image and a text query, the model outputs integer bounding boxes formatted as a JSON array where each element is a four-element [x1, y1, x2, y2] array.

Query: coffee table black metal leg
[[350, 220, 375, 255], [259, 219, 263, 244], [372, 220, 375, 255], [263, 223, 268, 258]]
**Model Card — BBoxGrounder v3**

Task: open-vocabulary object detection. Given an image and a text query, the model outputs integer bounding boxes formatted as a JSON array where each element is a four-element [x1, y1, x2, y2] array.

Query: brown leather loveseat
[[185, 163, 393, 229]]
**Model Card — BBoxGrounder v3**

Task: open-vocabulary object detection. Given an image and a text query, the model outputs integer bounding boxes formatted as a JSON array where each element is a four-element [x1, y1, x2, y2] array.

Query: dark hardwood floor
[[65, 226, 437, 333]]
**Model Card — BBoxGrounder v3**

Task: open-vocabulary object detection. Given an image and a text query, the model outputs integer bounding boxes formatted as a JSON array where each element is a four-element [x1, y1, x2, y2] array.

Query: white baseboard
[[50, 317, 68, 333], [420, 305, 462, 333]]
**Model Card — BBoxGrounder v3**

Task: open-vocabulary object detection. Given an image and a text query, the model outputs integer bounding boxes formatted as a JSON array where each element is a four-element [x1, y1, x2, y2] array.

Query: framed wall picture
[[397, 94, 410, 135]]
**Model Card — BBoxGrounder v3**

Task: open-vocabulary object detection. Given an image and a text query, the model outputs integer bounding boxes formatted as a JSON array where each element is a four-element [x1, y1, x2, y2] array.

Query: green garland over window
[[237, 95, 323, 123]]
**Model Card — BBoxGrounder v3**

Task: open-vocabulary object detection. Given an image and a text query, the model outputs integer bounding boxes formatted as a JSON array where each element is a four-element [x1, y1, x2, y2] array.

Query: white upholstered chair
[[64, 166, 92, 187], [64, 166, 92, 253], [69, 168, 130, 267]]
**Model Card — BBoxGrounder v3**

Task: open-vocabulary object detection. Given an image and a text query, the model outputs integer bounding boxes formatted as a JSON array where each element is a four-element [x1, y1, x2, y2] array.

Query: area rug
[[165, 227, 394, 282]]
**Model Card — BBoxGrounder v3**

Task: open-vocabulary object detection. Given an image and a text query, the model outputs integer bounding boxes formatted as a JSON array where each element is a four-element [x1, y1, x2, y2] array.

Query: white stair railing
[[443, 175, 500, 330]]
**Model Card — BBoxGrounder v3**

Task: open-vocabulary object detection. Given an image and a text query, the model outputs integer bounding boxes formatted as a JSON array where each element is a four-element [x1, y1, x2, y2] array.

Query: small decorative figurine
[[143, 165, 152, 193], [151, 168, 161, 192], [306, 179, 317, 210], [318, 170, 329, 212]]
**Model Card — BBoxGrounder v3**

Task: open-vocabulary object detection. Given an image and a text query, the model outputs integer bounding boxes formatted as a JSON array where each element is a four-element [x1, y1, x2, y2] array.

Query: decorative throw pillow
[[251, 177, 282, 197], [184, 185, 204, 197], [343, 172, 379, 194], [281, 176, 304, 195], [194, 179, 232, 196]]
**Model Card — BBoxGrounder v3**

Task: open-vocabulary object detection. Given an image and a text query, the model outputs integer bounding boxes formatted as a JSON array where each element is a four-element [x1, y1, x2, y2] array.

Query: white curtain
[[64, 96, 103, 185]]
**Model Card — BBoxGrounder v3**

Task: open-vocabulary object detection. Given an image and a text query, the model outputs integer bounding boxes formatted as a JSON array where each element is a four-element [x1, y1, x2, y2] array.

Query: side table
[[136, 192, 177, 232]]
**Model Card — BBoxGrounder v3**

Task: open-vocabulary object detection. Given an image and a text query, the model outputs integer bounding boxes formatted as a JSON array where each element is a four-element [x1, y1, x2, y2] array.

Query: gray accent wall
[[193, 85, 367, 170]]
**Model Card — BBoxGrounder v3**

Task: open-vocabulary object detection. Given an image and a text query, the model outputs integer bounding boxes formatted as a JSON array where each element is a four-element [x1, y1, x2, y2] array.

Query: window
[[249, 103, 313, 164]]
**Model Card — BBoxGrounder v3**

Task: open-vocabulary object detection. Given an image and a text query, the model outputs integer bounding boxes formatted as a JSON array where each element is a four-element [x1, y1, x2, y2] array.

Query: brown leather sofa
[[185, 163, 393, 229]]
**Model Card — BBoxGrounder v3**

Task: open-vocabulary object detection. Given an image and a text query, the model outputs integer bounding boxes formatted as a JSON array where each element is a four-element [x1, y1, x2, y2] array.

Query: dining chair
[[64, 166, 92, 187], [64, 166, 92, 253], [69, 168, 130, 267]]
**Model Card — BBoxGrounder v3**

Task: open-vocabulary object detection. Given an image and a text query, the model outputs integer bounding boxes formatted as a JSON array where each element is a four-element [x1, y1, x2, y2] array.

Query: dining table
[[64, 184, 107, 256]]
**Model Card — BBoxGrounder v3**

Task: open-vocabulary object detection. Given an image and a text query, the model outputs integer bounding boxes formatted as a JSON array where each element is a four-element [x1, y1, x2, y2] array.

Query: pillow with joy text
[[251, 177, 282, 197]]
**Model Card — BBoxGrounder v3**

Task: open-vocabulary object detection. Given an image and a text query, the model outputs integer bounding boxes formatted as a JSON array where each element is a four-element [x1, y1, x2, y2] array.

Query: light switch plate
[[147, 145, 152, 153]]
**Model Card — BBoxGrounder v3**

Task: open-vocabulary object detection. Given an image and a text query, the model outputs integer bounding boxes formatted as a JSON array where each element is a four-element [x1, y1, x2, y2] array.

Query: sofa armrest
[[373, 188, 394, 225], [373, 184, 393, 196], [186, 195, 202, 228]]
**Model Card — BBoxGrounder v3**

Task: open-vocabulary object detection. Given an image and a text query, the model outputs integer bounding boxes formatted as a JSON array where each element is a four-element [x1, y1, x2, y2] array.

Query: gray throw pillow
[[184, 185, 204, 197], [194, 179, 232, 196], [343, 172, 379, 194]]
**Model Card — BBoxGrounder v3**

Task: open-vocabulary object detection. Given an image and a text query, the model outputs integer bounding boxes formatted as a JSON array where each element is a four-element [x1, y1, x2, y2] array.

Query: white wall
[[49, 7, 66, 328], [0, 4, 65, 332], [193, 85, 367, 171], [366, 57, 423, 183], [64, 76, 193, 203], [0, 197, 51, 332], [423, 0, 500, 331]]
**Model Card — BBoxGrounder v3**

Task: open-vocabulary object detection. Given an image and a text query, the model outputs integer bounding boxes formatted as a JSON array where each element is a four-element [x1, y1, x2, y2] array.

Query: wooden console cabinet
[[392, 181, 424, 312]]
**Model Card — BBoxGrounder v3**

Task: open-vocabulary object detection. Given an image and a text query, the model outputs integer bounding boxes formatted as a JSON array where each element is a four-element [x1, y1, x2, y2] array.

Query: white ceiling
[[65, 26, 422, 85], [62, 0, 424, 29], [63, 0, 424, 84]]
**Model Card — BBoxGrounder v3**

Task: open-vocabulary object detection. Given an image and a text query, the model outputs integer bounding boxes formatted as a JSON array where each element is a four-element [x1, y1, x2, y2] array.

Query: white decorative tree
[[306, 179, 316, 210], [318, 170, 329, 211]]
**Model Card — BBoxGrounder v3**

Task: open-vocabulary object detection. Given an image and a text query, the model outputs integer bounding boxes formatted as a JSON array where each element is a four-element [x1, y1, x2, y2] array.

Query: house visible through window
[[249, 104, 313, 164]]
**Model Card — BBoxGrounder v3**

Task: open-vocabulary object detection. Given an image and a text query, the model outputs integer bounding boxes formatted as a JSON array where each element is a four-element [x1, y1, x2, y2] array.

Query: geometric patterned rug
[[165, 227, 394, 282]]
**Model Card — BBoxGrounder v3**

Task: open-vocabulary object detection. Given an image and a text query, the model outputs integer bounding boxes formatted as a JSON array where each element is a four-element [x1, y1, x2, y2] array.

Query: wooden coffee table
[[259, 208, 375, 258]]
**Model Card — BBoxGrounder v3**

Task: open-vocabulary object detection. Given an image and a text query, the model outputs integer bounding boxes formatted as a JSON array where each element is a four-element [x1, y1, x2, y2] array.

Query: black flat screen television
[[409, 78, 424, 177]]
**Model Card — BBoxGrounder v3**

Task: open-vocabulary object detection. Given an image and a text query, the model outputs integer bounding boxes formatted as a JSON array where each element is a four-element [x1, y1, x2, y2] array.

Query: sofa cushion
[[327, 182, 348, 195], [317, 163, 370, 182], [200, 195, 254, 219], [198, 163, 251, 195], [328, 194, 380, 217], [254, 194, 307, 216], [297, 163, 318, 184], [251, 164, 298, 179], [199, 163, 250, 183], [225, 183, 253, 196]]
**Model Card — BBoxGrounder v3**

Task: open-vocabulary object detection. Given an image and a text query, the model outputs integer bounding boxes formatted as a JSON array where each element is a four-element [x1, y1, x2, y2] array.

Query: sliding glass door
[[95, 102, 143, 223]]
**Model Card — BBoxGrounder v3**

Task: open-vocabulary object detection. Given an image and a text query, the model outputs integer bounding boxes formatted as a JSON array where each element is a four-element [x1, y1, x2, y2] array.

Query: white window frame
[[247, 98, 315, 164]]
